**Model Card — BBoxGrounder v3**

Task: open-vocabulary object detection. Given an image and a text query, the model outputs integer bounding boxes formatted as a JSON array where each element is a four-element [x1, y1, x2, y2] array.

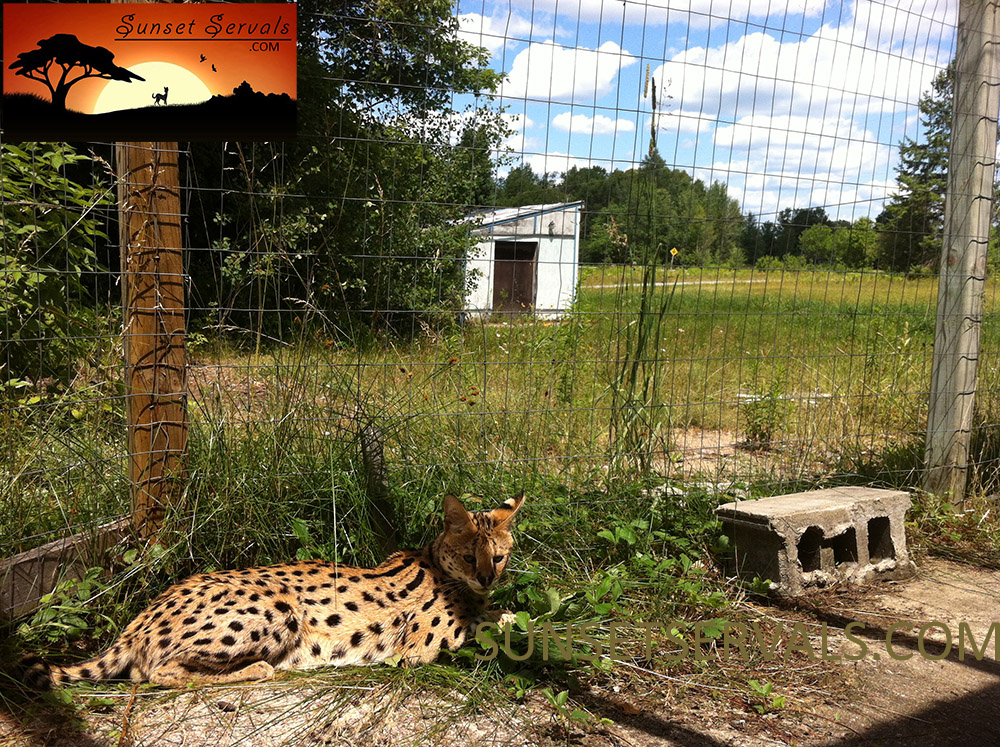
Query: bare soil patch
[[2, 561, 995, 746]]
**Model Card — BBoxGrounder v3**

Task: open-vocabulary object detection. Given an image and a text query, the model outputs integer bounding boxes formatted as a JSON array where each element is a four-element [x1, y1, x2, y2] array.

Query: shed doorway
[[492, 241, 537, 313]]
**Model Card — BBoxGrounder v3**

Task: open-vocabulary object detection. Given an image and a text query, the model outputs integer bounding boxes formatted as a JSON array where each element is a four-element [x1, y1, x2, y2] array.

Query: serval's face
[[434, 494, 525, 595]]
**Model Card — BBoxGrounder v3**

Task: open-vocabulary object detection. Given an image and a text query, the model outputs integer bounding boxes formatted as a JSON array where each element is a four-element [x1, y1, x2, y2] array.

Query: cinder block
[[715, 487, 916, 596]]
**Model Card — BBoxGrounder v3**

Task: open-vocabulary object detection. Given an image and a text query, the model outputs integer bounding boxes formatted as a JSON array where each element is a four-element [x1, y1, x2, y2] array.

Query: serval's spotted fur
[[22, 494, 524, 688]]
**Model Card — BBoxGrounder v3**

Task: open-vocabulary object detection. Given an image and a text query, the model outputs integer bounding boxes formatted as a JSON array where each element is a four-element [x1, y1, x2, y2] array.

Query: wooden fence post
[[117, 142, 187, 540], [924, 0, 1000, 506]]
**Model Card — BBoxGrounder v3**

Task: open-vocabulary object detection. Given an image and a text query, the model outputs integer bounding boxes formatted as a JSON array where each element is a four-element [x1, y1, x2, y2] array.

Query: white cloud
[[499, 112, 536, 153], [552, 112, 635, 136], [708, 114, 897, 218], [501, 40, 636, 103], [520, 151, 596, 175], [503, 0, 831, 28], [641, 0, 954, 218], [652, 0, 953, 124], [456, 13, 536, 55]]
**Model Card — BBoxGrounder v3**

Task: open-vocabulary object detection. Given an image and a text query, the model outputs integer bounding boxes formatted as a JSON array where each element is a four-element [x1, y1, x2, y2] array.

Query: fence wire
[[2, 1, 997, 563]]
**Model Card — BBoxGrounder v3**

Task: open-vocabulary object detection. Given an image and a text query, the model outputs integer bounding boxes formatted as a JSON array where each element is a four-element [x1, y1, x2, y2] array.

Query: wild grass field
[[6, 265, 1000, 562], [4, 266, 1000, 743]]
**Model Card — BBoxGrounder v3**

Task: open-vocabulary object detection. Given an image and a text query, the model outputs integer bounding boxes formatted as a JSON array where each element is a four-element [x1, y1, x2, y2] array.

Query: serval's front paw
[[490, 609, 517, 629]]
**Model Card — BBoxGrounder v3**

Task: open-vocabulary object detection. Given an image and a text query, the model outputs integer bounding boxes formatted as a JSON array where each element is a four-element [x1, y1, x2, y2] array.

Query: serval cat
[[21, 493, 524, 688]]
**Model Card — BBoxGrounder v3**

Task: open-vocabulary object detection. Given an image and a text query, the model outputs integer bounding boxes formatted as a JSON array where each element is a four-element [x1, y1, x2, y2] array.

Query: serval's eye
[[463, 554, 476, 565], [493, 555, 505, 565]]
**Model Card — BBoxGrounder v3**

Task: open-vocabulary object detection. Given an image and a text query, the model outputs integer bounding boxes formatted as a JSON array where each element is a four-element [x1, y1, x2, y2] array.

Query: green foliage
[[606, 242, 675, 474], [797, 218, 879, 268], [744, 207, 830, 265], [747, 679, 787, 713], [0, 142, 111, 380], [19, 568, 117, 644], [877, 64, 953, 272], [186, 0, 507, 341], [739, 362, 792, 449], [587, 150, 744, 265]]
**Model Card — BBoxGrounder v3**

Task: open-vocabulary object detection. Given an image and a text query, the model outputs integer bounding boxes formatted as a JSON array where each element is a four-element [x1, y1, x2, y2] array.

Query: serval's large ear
[[492, 493, 525, 529], [443, 494, 474, 532]]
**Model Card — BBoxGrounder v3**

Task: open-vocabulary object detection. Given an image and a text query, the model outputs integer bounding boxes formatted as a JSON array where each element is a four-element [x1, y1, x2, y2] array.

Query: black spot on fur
[[229, 621, 244, 632], [351, 631, 364, 646], [345, 601, 358, 612], [274, 601, 292, 613], [287, 618, 299, 633], [311, 643, 322, 656], [221, 635, 236, 646], [368, 622, 384, 635], [405, 569, 425, 592]]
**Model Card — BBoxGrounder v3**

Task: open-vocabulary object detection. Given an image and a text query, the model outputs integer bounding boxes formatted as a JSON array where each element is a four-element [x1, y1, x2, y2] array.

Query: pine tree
[[877, 64, 953, 272]]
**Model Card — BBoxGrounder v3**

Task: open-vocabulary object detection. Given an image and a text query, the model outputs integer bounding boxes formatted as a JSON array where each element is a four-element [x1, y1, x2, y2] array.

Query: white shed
[[463, 201, 583, 319]]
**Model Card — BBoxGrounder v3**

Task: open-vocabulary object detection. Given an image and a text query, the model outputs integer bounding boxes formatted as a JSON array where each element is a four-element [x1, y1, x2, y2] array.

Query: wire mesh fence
[[2, 0, 997, 573]]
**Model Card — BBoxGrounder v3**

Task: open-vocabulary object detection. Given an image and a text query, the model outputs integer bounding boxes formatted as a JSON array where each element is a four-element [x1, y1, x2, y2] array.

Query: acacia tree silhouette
[[8, 33, 144, 110]]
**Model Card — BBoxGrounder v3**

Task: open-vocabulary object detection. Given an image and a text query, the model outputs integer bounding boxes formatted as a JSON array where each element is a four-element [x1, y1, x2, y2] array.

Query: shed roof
[[466, 201, 584, 229]]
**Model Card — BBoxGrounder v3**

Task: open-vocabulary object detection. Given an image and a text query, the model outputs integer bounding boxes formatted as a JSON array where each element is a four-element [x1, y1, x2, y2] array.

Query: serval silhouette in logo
[[152, 87, 168, 106]]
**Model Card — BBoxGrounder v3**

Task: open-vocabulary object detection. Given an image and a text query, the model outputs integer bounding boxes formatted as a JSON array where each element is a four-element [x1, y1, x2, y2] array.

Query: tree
[[497, 164, 559, 206], [583, 149, 743, 265], [1, 142, 110, 380], [8, 34, 144, 110], [877, 65, 953, 272], [184, 0, 507, 337], [773, 207, 830, 257], [799, 224, 836, 264]]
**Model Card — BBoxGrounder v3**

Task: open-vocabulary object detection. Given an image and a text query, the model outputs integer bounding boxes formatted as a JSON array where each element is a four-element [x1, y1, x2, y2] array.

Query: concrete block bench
[[715, 486, 917, 595]]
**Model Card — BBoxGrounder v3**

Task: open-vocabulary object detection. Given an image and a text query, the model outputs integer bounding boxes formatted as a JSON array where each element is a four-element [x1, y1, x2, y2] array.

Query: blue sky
[[453, 0, 957, 221]]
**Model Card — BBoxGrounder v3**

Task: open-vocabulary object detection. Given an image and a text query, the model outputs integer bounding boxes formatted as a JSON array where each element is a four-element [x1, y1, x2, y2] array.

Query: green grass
[[4, 266, 1000, 737]]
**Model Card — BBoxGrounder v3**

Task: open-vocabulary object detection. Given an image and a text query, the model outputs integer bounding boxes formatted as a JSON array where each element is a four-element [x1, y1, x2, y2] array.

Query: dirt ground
[[1, 557, 996, 746]]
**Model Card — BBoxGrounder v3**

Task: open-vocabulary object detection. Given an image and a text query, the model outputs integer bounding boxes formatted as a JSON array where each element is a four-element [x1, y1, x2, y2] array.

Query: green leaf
[[544, 588, 561, 616], [616, 526, 638, 545]]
